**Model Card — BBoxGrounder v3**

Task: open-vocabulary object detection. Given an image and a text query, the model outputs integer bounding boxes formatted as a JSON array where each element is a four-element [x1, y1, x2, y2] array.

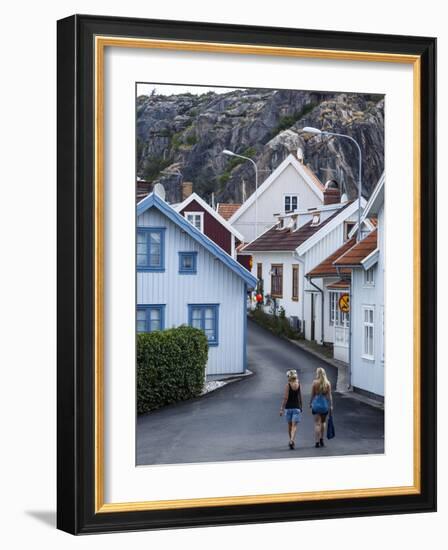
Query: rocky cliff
[[137, 88, 384, 204]]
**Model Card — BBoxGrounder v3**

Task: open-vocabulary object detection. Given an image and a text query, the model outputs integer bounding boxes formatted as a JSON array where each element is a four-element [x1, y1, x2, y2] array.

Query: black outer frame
[[57, 14, 436, 535]]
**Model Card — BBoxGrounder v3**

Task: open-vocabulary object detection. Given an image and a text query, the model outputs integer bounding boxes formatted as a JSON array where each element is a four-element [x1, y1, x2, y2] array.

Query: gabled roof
[[295, 199, 363, 255], [137, 193, 257, 288], [242, 204, 349, 253], [216, 203, 242, 221], [228, 154, 324, 224], [362, 172, 384, 220], [175, 192, 244, 242], [334, 229, 378, 267], [306, 238, 356, 278]]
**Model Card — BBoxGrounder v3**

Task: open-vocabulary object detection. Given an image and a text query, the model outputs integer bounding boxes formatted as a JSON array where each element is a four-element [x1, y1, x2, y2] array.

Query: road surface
[[137, 319, 384, 465]]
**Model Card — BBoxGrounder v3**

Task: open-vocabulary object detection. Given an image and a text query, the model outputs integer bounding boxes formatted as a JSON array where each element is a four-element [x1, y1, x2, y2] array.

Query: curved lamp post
[[222, 149, 259, 238], [302, 127, 363, 241]]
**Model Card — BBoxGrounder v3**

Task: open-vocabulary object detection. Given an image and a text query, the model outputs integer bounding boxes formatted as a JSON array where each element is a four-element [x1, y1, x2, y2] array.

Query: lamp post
[[222, 149, 259, 238], [302, 127, 363, 241]]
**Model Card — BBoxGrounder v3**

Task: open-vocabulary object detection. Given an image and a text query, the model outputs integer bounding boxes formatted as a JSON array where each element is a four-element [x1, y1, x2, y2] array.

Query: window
[[137, 227, 165, 271], [185, 212, 204, 233], [364, 266, 375, 286], [292, 265, 299, 301], [136, 305, 165, 333], [284, 195, 298, 213], [344, 221, 356, 241], [362, 305, 375, 359], [329, 291, 350, 327], [179, 251, 197, 274], [257, 262, 262, 280], [271, 264, 283, 298], [188, 304, 219, 346]]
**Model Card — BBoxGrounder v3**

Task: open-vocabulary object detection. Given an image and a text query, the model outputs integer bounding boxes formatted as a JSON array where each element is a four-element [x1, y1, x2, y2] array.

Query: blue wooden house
[[136, 192, 257, 376]]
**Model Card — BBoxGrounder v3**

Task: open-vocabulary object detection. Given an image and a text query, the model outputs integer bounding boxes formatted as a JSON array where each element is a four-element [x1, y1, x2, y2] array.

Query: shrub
[[137, 325, 208, 414], [250, 308, 299, 339]]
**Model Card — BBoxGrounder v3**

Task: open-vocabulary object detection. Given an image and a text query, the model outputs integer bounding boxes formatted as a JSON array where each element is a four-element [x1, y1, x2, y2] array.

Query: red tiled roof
[[217, 203, 241, 220], [334, 229, 378, 266], [326, 279, 350, 290], [306, 237, 356, 278], [302, 164, 325, 191], [243, 203, 351, 253]]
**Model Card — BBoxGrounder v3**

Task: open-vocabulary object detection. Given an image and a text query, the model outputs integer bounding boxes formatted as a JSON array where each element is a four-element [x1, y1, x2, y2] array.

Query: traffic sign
[[338, 293, 350, 313]]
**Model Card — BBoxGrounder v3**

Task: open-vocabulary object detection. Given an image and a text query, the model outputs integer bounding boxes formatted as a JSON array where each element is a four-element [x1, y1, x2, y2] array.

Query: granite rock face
[[137, 88, 384, 203]]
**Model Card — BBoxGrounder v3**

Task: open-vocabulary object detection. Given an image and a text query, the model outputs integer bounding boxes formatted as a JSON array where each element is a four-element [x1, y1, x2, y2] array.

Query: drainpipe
[[293, 253, 306, 333], [306, 275, 324, 345]]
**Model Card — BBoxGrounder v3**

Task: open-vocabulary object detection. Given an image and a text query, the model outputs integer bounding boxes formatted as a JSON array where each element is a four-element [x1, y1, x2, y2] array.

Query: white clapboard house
[[304, 174, 384, 397], [333, 174, 384, 397], [242, 182, 366, 348], [228, 152, 325, 243], [136, 192, 257, 376]]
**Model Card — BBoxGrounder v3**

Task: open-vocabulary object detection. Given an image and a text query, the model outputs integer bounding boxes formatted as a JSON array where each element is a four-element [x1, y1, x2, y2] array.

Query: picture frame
[[57, 14, 436, 534]]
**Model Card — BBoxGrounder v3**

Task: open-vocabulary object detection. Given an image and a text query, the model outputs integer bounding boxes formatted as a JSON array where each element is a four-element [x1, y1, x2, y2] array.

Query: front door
[[334, 305, 350, 363]]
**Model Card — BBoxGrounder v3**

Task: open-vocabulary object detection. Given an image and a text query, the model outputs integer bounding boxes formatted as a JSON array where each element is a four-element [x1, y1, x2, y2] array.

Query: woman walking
[[310, 367, 333, 448], [279, 369, 303, 449]]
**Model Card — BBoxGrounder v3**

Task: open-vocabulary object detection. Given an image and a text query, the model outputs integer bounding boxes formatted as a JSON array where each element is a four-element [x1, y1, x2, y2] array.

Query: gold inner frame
[[94, 36, 421, 514]]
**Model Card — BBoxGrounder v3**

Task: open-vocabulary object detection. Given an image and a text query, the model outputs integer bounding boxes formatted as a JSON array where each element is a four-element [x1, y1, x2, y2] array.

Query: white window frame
[[284, 194, 299, 213], [363, 266, 375, 286], [329, 291, 350, 327], [185, 211, 204, 233], [362, 305, 375, 360]]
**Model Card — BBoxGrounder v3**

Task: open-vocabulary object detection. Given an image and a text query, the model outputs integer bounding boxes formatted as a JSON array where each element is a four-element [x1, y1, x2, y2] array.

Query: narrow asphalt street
[[137, 319, 384, 465]]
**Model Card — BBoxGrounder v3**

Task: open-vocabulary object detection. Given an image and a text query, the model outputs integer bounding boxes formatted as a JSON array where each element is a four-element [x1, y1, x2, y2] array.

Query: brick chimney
[[323, 179, 341, 205], [182, 181, 193, 200]]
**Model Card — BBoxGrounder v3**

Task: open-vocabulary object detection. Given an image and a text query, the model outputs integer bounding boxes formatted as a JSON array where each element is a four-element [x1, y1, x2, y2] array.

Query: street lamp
[[302, 127, 363, 241], [222, 149, 259, 238]]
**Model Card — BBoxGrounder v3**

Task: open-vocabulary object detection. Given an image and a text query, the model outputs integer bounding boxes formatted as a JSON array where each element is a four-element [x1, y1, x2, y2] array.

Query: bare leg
[[320, 416, 326, 446], [314, 415, 321, 444], [290, 422, 297, 444], [288, 422, 292, 440]]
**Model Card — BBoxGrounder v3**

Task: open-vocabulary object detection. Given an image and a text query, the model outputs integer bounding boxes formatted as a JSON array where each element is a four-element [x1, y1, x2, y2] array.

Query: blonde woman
[[279, 370, 303, 449], [309, 367, 333, 448]]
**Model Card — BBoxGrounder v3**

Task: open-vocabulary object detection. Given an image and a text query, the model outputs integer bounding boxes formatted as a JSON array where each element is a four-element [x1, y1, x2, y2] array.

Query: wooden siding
[[137, 208, 245, 375], [179, 199, 232, 255]]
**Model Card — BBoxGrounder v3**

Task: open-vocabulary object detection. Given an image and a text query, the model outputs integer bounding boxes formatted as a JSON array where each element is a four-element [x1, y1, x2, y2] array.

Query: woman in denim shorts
[[279, 369, 303, 449]]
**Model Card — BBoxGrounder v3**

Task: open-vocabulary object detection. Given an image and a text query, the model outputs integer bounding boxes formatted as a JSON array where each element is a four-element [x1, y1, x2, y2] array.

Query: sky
[[137, 83, 240, 97]]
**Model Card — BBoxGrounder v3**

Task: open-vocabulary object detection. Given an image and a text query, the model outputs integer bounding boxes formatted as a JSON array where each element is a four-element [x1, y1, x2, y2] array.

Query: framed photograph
[[57, 14, 436, 534]]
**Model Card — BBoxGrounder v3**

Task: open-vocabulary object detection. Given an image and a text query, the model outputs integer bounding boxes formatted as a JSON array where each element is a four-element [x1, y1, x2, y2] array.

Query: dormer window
[[284, 195, 298, 213], [311, 212, 320, 226]]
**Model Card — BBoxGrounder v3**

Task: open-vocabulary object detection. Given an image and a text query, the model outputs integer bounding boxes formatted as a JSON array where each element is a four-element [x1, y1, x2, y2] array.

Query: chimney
[[323, 179, 341, 205], [182, 181, 193, 200]]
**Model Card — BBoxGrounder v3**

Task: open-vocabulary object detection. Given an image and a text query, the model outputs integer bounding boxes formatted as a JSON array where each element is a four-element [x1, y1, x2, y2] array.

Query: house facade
[[137, 192, 257, 376], [175, 192, 244, 258], [334, 174, 384, 398], [243, 188, 363, 343], [228, 153, 325, 243]]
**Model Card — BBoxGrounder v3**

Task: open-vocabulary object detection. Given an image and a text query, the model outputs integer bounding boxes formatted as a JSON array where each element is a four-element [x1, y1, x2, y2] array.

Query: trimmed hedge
[[250, 308, 300, 339], [137, 325, 208, 414]]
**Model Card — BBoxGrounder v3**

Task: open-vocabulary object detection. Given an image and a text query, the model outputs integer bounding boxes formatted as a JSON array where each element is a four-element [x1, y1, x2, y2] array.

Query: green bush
[[137, 325, 208, 414], [250, 308, 299, 339]]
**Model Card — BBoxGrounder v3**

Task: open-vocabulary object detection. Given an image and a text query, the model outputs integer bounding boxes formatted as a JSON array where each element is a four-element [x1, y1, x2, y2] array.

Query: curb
[[285, 338, 383, 410]]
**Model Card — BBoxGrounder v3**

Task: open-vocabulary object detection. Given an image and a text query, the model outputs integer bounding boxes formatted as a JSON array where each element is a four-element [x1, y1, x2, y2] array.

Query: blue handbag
[[311, 394, 329, 414], [327, 414, 335, 439]]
